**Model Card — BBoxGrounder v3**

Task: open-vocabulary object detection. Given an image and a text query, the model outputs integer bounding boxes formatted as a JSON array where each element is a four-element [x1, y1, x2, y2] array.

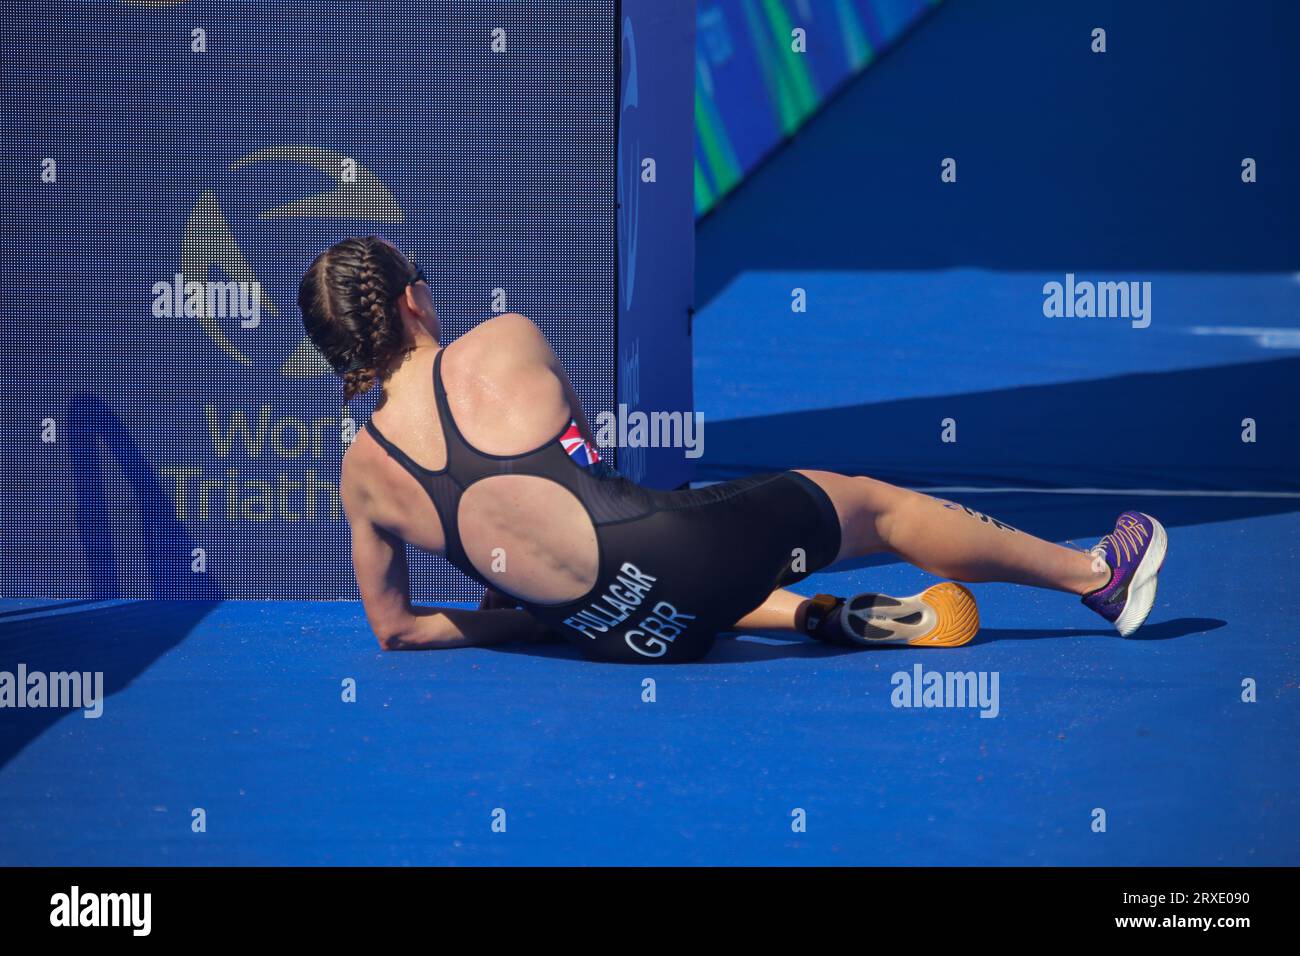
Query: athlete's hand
[[478, 586, 519, 611], [478, 588, 557, 643]]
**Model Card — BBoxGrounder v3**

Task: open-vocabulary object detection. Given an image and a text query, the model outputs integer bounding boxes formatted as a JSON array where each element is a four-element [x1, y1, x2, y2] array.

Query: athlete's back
[[342, 313, 601, 606]]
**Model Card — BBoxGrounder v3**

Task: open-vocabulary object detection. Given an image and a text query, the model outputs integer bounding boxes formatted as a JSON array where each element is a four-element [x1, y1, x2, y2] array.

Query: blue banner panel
[[3, 1, 617, 600], [695, 0, 938, 214]]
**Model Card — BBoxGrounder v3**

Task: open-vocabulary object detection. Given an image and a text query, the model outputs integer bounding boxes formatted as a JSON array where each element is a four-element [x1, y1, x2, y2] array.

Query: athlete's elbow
[[373, 614, 461, 650], [372, 617, 418, 651]]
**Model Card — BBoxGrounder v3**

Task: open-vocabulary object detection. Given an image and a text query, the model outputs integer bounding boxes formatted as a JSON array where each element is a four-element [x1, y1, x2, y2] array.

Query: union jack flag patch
[[559, 421, 601, 467]]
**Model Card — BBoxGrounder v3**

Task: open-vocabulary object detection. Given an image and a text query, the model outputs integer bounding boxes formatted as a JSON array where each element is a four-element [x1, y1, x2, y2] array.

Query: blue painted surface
[[0, 502, 1296, 866], [692, 269, 1300, 492]]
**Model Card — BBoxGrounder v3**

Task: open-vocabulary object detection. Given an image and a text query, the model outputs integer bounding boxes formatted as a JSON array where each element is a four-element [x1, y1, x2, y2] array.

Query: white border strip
[[697, 480, 1300, 499], [918, 486, 1300, 499], [0, 600, 135, 623]]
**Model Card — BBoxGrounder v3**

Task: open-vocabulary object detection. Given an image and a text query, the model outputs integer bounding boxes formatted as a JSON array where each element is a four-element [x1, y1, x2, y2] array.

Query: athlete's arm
[[348, 512, 541, 650], [342, 452, 543, 650]]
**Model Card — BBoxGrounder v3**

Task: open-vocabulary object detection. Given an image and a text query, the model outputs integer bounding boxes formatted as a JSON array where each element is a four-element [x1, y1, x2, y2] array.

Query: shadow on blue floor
[[0, 395, 224, 768], [699, 355, 1300, 495], [493, 615, 1226, 664], [0, 602, 221, 769]]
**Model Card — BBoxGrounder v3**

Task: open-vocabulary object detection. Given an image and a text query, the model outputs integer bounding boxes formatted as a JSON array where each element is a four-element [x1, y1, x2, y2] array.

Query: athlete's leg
[[731, 582, 980, 649], [795, 470, 1107, 595]]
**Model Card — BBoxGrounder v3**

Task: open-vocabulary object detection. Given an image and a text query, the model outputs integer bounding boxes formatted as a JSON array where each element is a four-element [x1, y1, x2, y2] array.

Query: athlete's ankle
[[1075, 552, 1113, 596]]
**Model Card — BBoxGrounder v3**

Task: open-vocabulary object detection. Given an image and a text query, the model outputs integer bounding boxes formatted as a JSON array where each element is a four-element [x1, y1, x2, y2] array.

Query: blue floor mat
[[0, 501, 1295, 865]]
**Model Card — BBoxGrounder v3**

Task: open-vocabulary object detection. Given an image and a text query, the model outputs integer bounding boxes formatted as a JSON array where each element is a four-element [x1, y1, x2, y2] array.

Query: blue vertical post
[[617, 0, 697, 489]]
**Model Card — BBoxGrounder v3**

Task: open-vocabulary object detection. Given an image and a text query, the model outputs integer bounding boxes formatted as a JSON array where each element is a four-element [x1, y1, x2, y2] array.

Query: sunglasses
[[405, 253, 427, 288]]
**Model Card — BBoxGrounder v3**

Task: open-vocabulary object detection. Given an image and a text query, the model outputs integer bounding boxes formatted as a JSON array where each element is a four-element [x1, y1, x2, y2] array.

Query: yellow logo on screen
[[181, 146, 402, 379]]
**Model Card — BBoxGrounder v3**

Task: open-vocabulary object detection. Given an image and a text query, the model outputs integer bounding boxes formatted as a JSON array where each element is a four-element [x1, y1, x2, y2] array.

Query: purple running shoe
[[1081, 511, 1168, 636]]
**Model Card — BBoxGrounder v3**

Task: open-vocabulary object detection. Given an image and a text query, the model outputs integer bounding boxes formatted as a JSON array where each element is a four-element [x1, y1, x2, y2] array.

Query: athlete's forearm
[[382, 607, 544, 650]]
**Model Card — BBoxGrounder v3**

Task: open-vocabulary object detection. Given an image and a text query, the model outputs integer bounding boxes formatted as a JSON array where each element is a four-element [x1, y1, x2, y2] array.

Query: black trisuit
[[365, 349, 842, 663]]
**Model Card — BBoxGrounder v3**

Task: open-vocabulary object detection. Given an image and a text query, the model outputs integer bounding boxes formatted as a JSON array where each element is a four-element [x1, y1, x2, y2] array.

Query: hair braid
[[297, 236, 420, 403]]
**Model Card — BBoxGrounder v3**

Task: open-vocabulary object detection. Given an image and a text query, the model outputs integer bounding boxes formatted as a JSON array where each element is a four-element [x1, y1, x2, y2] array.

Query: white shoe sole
[[840, 582, 980, 647], [1113, 514, 1168, 637]]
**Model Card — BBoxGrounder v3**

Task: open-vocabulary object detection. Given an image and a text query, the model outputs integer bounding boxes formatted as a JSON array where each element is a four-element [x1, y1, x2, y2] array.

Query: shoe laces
[[1095, 515, 1148, 565]]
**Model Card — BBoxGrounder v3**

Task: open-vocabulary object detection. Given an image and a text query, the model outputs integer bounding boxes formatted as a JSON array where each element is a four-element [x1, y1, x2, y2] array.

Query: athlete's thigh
[[791, 470, 902, 562]]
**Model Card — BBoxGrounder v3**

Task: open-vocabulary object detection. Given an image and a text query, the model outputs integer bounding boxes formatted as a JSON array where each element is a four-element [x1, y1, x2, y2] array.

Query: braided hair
[[298, 237, 419, 402]]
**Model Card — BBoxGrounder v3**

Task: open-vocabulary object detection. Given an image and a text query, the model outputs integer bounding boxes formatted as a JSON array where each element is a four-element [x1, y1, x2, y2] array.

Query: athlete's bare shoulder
[[339, 422, 442, 542], [456, 312, 552, 362], [339, 425, 384, 516]]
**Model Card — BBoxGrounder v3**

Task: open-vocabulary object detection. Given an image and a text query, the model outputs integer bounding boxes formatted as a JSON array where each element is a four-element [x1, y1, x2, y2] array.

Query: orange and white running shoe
[[806, 582, 980, 647]]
